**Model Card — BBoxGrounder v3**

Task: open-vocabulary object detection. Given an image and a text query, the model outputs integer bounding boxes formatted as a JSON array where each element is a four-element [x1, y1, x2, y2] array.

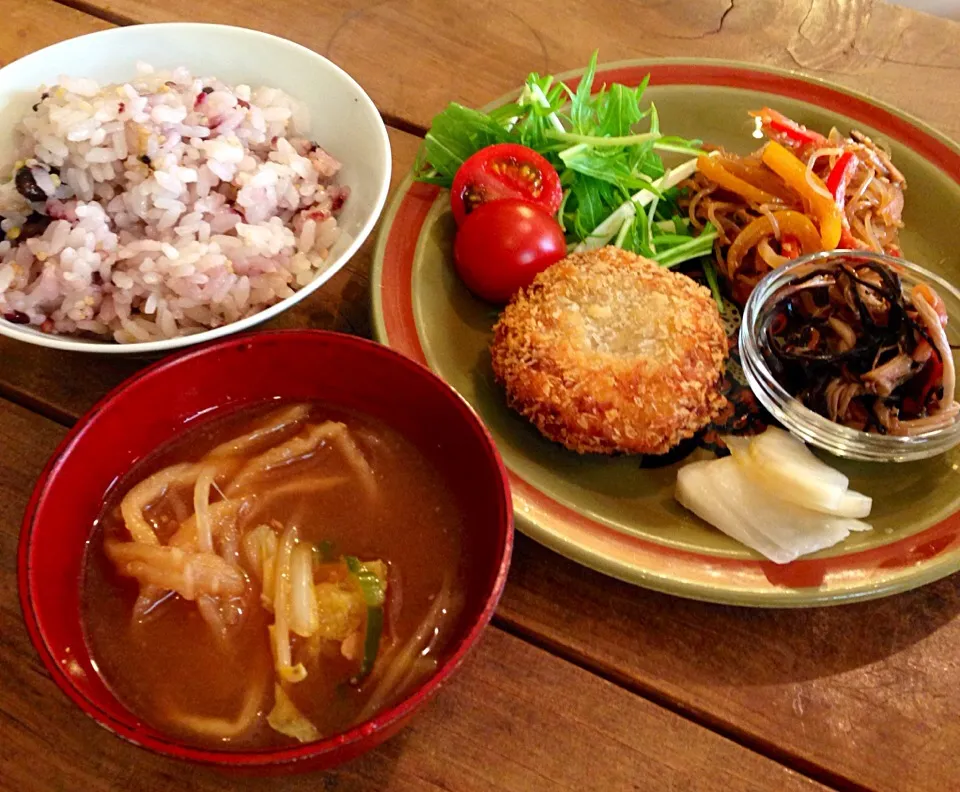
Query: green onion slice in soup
[[345, 556, 387, 681]]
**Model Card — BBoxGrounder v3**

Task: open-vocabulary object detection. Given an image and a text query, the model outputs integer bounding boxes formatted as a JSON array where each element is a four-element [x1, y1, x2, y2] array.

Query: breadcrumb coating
[[490, 246, 729, 455]]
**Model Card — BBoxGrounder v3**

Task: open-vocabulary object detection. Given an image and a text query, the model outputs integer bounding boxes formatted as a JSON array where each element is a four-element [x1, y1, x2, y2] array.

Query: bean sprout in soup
[[81, 402, 464, 748]]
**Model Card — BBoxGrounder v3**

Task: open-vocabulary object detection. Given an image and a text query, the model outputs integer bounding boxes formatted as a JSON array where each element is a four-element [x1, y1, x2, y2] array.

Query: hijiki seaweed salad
[[762, 255, 958, 436]]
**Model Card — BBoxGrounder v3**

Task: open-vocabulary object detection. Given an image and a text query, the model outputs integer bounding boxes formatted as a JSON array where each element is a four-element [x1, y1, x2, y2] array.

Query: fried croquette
[[490, 246, 729, 455]]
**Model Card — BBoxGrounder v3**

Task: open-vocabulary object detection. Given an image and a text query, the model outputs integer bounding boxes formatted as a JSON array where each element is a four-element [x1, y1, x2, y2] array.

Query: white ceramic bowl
[[0, 23, 391, 354]]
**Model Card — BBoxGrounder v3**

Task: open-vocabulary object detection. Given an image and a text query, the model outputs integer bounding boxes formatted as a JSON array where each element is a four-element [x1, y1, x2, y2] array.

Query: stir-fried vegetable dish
[[681, 108, 906, 304]]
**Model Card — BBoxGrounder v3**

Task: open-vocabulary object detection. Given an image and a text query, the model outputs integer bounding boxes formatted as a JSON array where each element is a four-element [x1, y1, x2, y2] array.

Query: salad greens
[[414, 52, 720, 281]]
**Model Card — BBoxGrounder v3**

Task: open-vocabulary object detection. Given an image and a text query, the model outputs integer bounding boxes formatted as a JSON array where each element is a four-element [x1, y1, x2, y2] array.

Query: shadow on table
[[0, 269, 373, 425], [502, 533, 960, 688]]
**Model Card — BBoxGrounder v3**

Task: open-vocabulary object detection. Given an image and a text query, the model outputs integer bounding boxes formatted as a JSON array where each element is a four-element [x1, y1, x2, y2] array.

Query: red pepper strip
[[750, 108, 829, 147], [780, 235, 800, 259], [825, 151, 859, 210], [902, 354, 944, 416], [839, 228, 859, 249], [770, 312, 788, 336]]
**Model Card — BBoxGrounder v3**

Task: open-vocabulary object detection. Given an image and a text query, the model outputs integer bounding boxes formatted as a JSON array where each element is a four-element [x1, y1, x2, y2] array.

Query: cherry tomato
[[450, 143, 562, 226], [453, 198, 566, 303]]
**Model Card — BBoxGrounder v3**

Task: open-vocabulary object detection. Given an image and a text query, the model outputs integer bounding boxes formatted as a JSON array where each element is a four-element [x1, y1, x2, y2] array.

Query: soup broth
[[82, 402, 464, 749]]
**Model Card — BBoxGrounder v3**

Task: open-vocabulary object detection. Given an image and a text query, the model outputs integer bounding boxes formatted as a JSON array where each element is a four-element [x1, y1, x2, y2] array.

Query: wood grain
[[0, 399, 827, 792], [4, 1, 960, 790], [67, 0, 960, 142], [0, 0, 109, 66], [499, 534, 960, 792]]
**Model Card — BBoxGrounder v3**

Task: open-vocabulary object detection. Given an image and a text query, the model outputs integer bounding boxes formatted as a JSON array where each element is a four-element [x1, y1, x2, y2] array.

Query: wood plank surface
[[3, 2, 960, 791], [0, 398, 827, 792], [500, 536, 960, 792], [0, 0, 109, 65], [68, 0, 960, 142]]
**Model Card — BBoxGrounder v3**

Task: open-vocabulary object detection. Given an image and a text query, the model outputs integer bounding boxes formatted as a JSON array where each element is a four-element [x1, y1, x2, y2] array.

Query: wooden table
[[2, 2, 959, 790]]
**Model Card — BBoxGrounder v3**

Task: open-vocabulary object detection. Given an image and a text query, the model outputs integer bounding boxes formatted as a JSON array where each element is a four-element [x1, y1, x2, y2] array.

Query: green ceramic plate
[[371, 59, 960, 606]]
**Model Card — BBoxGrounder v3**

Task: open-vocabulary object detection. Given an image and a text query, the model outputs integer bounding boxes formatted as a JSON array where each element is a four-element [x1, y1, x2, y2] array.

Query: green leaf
[[546, 130, 660, 148], [569, 174, 620, 240], [650, 232, 694, 244], [556, 188, 571, 232], [570, 50, 599, 134], [416, 102, 514, 186], [560, 144, 659, 191], [412, 53, 707, 256], [344, 555, 387, 680], [344, 555, 386, 607], [645, 192, 661, 253], [596, 82, 644, 137], [626, 138, 665, 181], [614, 196, 656, 258], [702, 256, 726, 314], [655, 186, 683, 219], [654, 135, 706, 157], [511, 73, 567, 150], [488, 102, 524, 124], [653, 225, 719, 268]]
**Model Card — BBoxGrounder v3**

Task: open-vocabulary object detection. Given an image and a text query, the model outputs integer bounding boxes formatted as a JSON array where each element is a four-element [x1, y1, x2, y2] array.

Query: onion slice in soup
[[120, 463, 201, 545], [193, 466, 218, 553], [271, 525, 307, 683], [208, 404, 311, 459], [289, 543, 320, 638], [267, 683, 319, 743]]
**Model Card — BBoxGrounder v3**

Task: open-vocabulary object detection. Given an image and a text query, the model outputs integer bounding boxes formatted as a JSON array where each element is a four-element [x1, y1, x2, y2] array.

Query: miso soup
[[82, 402, 464, 748]]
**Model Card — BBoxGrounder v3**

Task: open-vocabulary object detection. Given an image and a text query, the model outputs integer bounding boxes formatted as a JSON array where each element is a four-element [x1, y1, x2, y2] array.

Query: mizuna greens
[[414, 52, 721, 287]]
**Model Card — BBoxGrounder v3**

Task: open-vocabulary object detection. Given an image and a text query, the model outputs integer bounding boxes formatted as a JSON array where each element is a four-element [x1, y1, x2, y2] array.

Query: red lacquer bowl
[[17, 330, 513, 771]]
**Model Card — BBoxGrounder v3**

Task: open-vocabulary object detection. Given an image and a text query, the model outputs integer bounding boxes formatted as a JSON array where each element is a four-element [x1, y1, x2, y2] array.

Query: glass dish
[[739, 250, 960, 462]]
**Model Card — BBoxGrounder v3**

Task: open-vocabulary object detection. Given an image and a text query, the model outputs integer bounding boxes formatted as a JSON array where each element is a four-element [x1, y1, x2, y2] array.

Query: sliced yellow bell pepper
[[697, 154, 779, 206], [726, 210, 822, 277], [761, 141, 842, 249]]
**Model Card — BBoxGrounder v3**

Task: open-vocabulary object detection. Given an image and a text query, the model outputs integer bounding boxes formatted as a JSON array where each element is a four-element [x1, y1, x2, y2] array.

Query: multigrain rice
[[0, 64, 347, 342]]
